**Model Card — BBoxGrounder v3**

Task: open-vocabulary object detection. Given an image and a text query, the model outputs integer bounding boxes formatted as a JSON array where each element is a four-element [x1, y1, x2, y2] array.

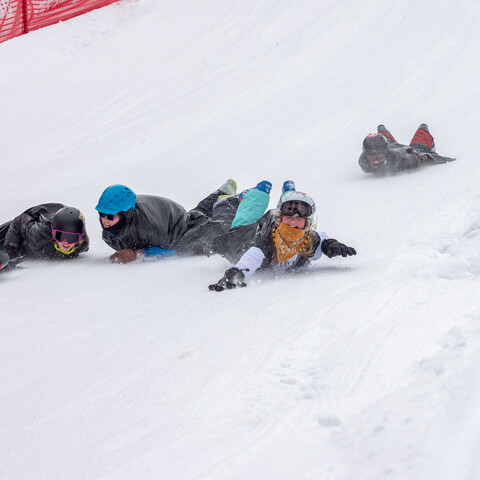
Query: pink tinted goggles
[[52, 228, 85, 245]]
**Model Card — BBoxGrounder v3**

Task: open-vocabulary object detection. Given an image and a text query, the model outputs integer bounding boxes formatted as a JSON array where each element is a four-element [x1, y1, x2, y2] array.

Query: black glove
[[209, 267, 247, 292], [321, 239, 357, 258], [0, 251, 9, 270], [3, 247, 25, 267]]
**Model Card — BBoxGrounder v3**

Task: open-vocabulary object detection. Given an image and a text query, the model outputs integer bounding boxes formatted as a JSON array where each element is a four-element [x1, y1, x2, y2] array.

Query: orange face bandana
[[273, 223, 309, 263], [277, 222, 306, 241]]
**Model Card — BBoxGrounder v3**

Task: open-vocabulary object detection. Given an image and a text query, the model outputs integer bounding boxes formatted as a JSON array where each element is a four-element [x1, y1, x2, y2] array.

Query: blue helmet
[[95, 185, 136, 214]]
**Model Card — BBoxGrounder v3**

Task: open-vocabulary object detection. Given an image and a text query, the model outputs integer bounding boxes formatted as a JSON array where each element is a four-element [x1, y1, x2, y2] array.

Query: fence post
[[22, 0, 29, 33]]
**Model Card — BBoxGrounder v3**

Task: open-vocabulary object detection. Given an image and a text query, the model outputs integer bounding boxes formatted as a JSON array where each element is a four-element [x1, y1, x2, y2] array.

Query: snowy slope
[[1, 1, 480, 479]]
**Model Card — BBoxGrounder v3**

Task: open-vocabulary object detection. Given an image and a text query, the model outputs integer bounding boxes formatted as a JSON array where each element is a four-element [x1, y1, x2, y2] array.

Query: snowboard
[[425, 152, 456, 164]]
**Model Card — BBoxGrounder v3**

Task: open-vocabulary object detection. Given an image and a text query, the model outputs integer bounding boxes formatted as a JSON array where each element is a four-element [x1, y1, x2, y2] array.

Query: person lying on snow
[[96, 180, 246, 264], [359, 123, 455, 176], [0, 204, 89, 271], [208, 182, 356, 291]]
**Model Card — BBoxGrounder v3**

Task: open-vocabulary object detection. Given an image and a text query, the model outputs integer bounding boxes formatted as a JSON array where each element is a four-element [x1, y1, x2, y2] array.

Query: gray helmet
[[363, 133, 388, 155]]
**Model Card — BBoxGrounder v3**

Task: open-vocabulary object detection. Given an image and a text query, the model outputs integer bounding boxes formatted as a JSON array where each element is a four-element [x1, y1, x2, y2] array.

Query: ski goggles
[[280, 200, 313, 218], [52, 228, 85, 245], [99, 213, 119, 221]]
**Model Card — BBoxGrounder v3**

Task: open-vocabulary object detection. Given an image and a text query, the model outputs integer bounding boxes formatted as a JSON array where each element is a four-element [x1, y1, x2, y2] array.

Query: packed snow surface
[[1, 1, 480, 479]]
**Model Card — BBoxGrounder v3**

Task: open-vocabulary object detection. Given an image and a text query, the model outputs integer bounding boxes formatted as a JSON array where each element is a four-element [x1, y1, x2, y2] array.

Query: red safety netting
[[0, 0, 119, 43], [24, 0, 119, 32], [0, 0, 25, 43]]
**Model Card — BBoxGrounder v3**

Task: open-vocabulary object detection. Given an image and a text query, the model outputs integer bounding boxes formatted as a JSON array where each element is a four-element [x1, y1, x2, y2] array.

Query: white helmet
[[278, 191, 316, 219]]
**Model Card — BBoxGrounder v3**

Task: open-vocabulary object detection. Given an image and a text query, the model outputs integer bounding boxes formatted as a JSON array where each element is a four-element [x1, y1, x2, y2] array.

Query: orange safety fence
[[1, 0, 120, 44]]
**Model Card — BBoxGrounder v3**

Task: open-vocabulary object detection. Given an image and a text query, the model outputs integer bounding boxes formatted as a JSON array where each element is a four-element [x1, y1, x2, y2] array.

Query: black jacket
[[0, 203, 89, 261], [100, 194, 233, 255], [100, 195, 187, 251], [359, 142, 454, 176]]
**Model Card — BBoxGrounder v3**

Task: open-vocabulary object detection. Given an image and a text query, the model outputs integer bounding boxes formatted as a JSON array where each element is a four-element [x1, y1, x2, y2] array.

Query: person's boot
[[418, 124, 435, 151], [255, 180, 272, 194], [410, 124, 435, 150], [218, 179, 237, 196], [377, 124, 397, 142], [239, 180, 272, 201], [281, 180, 295, 194]]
